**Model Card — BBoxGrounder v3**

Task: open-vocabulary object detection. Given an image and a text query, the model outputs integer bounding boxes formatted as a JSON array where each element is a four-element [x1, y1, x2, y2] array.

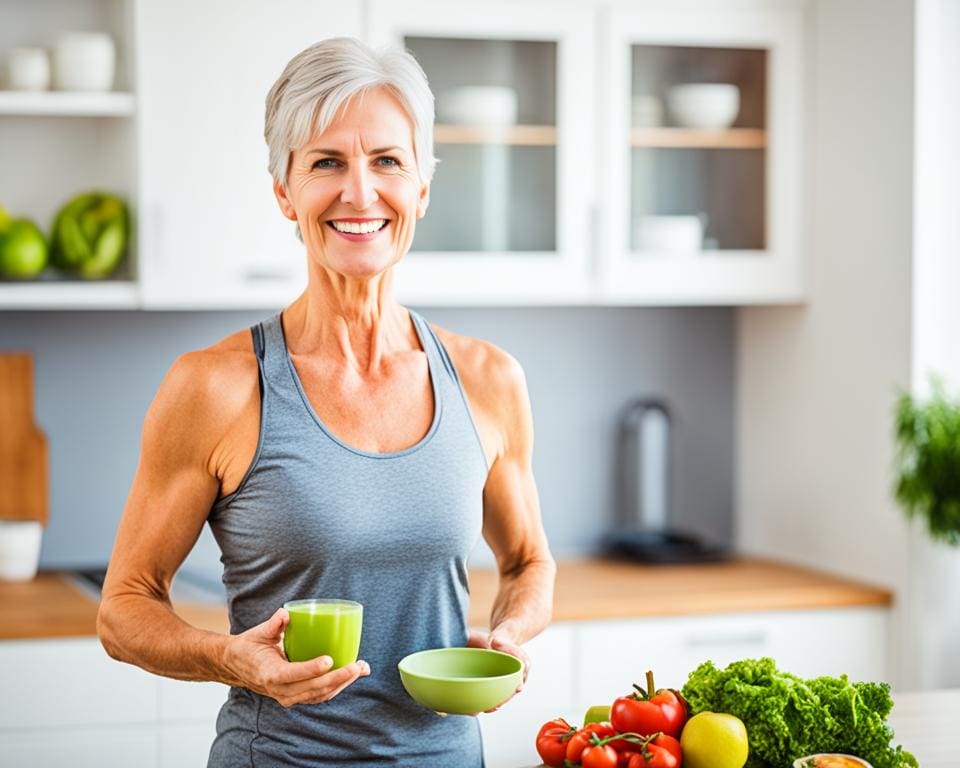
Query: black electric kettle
[[603, 397, 726, 564]]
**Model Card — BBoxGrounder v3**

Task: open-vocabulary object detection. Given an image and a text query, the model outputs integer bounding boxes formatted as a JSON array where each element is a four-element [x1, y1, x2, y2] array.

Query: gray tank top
[[206, 309, 489, 767]]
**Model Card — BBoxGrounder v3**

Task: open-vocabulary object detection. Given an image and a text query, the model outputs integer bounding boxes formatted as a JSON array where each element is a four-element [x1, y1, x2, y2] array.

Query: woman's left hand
[[466, 621, 530, 712]]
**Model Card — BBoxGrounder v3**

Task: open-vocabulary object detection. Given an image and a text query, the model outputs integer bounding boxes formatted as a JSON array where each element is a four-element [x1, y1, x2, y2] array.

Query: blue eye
[[377, 156, 400, 167], [313, 158, 339, 169]]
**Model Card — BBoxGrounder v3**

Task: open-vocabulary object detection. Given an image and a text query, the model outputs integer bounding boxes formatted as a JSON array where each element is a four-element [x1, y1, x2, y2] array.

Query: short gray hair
[[264, 37, 436, 188]]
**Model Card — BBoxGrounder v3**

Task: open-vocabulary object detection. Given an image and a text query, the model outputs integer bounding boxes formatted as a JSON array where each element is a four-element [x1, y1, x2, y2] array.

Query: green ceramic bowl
[[397, 647, 524, 715]]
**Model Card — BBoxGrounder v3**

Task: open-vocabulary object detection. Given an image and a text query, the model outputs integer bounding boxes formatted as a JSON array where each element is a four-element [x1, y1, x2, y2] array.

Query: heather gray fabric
[[206, 309, 488, 767]]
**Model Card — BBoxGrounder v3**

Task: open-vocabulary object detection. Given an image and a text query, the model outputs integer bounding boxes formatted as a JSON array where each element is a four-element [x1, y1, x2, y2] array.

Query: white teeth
[[331, 219, 387, 234]]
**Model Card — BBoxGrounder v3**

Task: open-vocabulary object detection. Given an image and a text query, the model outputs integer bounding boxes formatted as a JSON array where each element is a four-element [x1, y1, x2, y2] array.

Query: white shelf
[[0, 91, 135, 117], [0, 281, 140, 309]]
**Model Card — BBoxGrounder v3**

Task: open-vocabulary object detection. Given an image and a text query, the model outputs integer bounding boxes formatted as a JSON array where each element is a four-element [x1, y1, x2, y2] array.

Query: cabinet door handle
[[684, 631, 768, 648], [243, 268, 294, 282]]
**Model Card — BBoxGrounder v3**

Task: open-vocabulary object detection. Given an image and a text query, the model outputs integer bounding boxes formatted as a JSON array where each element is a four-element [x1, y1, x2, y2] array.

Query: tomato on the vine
[[624, 734, 683, 768], [610, 670, 688, 738], [581, 743, 620, 768], [535, 717, 576, 767]]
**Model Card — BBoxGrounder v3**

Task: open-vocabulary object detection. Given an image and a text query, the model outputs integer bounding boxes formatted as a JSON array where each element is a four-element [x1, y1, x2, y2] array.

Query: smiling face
[[273, 87, 430, 281]]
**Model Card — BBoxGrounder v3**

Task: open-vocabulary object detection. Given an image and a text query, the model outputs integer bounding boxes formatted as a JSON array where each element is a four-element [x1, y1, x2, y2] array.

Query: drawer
[[0, 638, 158, 729]]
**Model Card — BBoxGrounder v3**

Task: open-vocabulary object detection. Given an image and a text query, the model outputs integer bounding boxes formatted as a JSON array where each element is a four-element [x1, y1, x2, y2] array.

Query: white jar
[[7, 47, 51, 91], [53, 31, 116, 92], [0, 521, 43, 581]]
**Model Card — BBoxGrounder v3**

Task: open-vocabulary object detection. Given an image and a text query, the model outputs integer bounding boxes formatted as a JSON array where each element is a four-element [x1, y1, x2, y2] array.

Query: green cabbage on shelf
[[681, 657, 917, 768], [51, 192, 129, 279]]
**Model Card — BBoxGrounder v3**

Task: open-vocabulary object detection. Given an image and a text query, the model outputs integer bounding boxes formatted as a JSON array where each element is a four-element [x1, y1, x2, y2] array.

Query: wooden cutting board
[[0, 353, 48, 525]]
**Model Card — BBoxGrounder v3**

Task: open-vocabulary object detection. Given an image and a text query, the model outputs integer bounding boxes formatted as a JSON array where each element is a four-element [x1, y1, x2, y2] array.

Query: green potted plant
[[894, 381, 960, 545]]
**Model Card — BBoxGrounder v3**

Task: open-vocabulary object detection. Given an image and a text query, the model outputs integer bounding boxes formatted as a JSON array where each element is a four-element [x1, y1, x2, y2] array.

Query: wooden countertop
[[0, 557, 892, 641]]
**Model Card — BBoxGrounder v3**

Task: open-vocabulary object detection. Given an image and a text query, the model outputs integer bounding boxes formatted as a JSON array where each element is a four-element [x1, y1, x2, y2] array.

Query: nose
[[339, 163, 379, 210]]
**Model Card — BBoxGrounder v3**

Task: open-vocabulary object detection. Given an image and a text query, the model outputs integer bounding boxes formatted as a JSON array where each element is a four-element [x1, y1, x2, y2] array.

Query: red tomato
[[581, 743, 620, 768], [535, 717, 576, 767], [625, 744, 680, 768], [610, 671, 688, 738], [565, 729, 594, 765], [648, 734, 682, 764], [585, 721, 616, 740]]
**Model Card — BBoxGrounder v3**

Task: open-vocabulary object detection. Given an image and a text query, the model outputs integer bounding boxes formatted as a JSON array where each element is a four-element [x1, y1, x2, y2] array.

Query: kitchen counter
[[0, 557, 892, 641]]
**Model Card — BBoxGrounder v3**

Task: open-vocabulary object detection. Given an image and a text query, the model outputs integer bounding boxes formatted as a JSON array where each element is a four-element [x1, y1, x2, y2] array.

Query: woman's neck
[[282, 266, 413, 374]]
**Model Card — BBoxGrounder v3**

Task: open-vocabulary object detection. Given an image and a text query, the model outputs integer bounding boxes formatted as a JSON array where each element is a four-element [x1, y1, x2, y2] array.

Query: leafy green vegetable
[[681, 658, 917, 768], [894, 382, 960, 545]]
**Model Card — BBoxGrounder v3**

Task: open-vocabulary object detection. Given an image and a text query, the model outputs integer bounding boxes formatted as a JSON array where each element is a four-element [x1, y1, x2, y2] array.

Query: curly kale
[[681, 658, 917, 768]]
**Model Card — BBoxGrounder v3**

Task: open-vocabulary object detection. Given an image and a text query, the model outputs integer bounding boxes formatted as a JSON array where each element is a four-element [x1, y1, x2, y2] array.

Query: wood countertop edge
[[0, 557, 894, 641]]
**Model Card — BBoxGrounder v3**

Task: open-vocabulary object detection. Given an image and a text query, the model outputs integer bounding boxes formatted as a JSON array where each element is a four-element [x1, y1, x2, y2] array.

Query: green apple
[[680, 711, 749, 768], [583, 704, 611, 726], [0, 218, 48, 279]]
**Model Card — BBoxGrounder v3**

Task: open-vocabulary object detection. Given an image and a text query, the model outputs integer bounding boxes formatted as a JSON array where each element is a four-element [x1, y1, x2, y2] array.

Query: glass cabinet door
[[404, 36, 557, 255], [601, 5, 805, 304], [368, 1, 593, 305]]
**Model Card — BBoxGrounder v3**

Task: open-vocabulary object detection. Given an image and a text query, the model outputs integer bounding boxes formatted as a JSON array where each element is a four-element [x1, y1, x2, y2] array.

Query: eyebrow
[[305, 146, 406, 156]]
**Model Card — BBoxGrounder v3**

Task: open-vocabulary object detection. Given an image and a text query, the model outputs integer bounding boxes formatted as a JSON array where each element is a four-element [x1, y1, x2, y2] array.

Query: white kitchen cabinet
[[135, 0, 362, 309], [159, 723, 217, 768], [575, 607, 888, 716], [0, 638, 227, 765], [0, 637, 156, 729], [0, 724, 159, 768], [3, 0, 808, 309], [368, 0, 595, 305], [479, 623, 576, 768], [598, 0, 807, 304]]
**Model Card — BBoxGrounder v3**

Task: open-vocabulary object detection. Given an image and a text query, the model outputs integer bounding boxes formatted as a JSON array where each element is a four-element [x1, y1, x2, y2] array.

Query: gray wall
[[0, 307, 734, 576]]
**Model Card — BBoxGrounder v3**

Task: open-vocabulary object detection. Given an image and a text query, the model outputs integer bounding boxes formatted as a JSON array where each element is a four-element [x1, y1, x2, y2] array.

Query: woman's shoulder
[[430, 324, 528, 404], [152, 328, 259, 435]]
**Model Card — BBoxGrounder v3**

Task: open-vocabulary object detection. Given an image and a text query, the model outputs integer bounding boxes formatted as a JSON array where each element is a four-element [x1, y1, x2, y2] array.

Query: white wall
[[736, 0, 916, 688], [907, 0, 960, 689]]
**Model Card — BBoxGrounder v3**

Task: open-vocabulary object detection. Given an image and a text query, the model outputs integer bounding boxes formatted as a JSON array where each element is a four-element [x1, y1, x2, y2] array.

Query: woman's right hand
[[223, 608, 370, 707]]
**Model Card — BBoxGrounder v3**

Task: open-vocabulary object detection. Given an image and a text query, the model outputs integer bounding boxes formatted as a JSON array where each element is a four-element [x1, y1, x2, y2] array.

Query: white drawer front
[[0, 724, 158, 768], [479, 624, 576, 768], [158, 677, 228, 722], [0, 638, 158, 728]]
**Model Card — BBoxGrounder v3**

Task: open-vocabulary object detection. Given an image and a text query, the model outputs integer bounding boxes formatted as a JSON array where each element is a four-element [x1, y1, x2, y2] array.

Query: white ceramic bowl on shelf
[[436, 85, 518, 126], [667, 83, 740, 129]]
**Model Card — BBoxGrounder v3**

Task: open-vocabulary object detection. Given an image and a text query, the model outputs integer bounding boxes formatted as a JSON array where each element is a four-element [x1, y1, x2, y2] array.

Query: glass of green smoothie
[[282, 599, 363, 668]]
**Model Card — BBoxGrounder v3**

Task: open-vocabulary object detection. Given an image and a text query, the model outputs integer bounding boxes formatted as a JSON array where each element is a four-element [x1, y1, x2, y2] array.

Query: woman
[[97, 37, 555, 767]]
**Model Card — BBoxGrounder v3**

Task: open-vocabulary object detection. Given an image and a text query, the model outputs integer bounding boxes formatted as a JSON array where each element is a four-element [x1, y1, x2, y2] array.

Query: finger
[[465, 629, 489, 649], [269, 654, 335, 685], [248, 608, 289, 643], [292, 660, 370, 704]]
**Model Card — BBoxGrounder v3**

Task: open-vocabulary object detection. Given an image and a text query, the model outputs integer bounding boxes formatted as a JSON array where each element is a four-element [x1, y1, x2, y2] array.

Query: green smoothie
[[282, 599, 363, 668]]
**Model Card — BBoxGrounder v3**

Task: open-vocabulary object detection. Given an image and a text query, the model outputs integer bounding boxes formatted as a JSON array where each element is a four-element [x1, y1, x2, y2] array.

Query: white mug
[[53, 31, 116, 92], [7, 47, 51, 91]]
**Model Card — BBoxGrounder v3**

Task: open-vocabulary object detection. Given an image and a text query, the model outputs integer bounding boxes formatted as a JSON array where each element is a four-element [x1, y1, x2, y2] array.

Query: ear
[[273, 178, 298, 221], [416, 180, 430, 219]]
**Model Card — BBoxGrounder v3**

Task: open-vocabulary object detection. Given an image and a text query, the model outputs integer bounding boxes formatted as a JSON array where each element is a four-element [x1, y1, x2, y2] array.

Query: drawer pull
[[685, 631, 768, 648]]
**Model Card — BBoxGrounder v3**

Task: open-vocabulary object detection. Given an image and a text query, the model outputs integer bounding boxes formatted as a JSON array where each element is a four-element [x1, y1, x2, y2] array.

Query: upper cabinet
[[136, 0, 362, 309], [0, 0, 806, 310], [598, 3, 806, 304], [368, 0, 595, 305]]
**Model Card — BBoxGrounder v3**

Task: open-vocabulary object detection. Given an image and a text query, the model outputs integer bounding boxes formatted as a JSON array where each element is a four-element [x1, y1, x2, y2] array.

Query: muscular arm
[[97, 349, 248, 683], [438, 328, 556, 649], [98, 343, 369, 704], [479, 354, 556, 646]]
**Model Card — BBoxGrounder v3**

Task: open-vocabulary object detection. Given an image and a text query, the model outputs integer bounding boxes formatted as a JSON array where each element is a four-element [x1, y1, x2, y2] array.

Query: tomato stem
[[646, 669, 655, 697]]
